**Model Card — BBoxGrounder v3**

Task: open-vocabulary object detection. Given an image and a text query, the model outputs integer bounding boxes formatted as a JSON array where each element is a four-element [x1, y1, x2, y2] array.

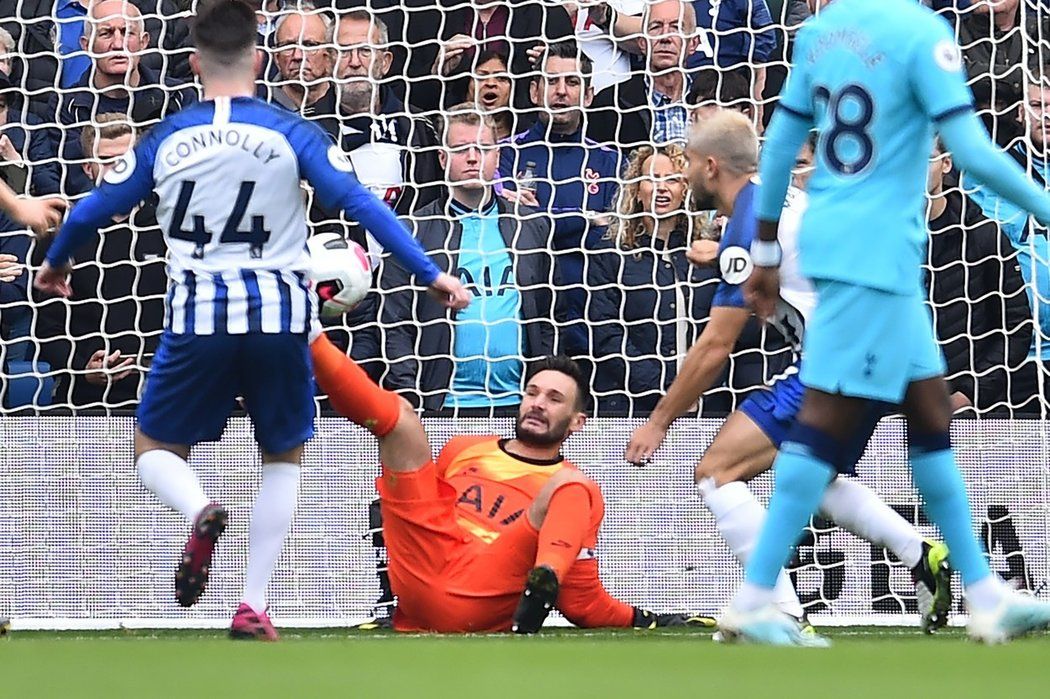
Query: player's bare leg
[[229, 443, 304, 642], [902, 378, 1050, 642], [699, 409, 946, 629], [695, 412, 808, 619], [134, 429, 225, 608], [720, 389, 865, 646], [512, 469, 597, 634]]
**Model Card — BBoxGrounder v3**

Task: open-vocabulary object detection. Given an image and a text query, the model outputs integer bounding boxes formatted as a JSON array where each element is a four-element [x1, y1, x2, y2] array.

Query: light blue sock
[[744, 444, 836, 589], [909, 441, 992, 585]]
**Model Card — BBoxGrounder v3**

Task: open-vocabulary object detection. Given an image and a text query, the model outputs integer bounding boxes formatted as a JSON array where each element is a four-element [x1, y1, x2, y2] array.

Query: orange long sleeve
[[556, 558, 635, 629]]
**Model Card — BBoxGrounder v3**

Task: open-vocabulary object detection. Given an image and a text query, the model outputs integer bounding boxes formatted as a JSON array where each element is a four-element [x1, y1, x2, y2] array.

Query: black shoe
[[911, 539, 952, 633], [512, 565, 559, 634]]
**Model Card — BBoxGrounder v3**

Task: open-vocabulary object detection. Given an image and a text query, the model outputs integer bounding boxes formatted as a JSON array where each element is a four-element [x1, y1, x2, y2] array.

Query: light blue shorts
[[799, 280, 946, 403]]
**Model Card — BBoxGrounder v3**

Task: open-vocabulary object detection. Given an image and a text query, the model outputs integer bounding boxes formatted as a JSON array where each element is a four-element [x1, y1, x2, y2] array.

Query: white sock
[[136, 449, 210, 523], [242, 462, 300, 614], [819, 477, 923, 568], [699, 478, 805, 618], [735, 581, 777, 613], [966, 575, 1007, 612]]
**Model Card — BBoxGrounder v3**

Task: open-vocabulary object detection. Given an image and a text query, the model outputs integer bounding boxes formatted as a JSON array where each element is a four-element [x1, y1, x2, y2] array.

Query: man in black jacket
[[34, 115, 166, 408], [925, 138, 1035, 415], [1, 0, 193, 124], [379, 108, 554, 412], [0, 76, 62, 371], [335, 10, 443, 218], [259, 5, 340, 137], [55, 0, 196, 195]]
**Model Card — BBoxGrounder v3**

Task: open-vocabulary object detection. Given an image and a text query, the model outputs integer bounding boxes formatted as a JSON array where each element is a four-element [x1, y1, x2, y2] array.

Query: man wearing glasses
[[261, 2, 339, 138]]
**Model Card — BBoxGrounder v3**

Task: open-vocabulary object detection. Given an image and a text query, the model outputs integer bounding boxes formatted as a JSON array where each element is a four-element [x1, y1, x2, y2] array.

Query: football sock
[[310, 334, 400, 437], [242, 461, 300, 614], [742, 442, 835, 605], [698, 479, 804, 618], [535, 483, 591, 581], [909, 434, 994, 589], [965, 575, 1007, 612], [136, 449, 210, 523], [820, 477, 923, 568]]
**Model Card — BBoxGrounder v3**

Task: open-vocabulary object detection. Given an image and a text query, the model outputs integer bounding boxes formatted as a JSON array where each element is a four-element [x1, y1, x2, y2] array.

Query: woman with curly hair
[[585, 144, 789, 415]]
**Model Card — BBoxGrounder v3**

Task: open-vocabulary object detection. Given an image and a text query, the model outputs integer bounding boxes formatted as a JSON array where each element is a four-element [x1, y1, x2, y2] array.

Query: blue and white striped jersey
[[713, 180, 815, 352], [48, 96, 440, 335]]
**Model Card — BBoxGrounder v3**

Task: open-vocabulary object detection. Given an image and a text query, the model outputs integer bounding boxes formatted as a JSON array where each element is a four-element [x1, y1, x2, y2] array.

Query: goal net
[[0, 0, 1048, 629]]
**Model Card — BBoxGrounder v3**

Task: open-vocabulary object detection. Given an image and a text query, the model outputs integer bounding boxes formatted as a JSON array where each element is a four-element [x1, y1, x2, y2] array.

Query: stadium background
[[0, 0, 1048, 629]]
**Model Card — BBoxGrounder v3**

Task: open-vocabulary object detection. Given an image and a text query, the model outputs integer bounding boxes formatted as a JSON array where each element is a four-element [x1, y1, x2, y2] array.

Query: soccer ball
[[307, 233, 373, 318]]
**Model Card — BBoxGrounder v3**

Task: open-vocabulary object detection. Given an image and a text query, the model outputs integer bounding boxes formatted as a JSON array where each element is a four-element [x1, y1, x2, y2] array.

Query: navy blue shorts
[[137, 331, 315, 454], [740, 369, 889, 476]]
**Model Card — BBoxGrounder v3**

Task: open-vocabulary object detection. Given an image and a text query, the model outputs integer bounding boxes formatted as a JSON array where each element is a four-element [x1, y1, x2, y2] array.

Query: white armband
[[749, 239, 782, 267]]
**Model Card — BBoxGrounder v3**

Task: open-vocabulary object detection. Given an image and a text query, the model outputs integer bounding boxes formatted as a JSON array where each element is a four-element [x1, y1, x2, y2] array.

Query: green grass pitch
[[4, 626, 1049, 698]]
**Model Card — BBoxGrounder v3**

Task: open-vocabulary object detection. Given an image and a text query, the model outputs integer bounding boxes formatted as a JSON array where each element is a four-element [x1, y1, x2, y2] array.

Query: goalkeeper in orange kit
[[312, 333, 710, 633]]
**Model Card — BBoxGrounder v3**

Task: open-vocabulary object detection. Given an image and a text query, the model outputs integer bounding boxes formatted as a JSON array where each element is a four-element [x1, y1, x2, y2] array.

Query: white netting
[[1, 416, 1047, 629], [0, 0, 1049, 628]]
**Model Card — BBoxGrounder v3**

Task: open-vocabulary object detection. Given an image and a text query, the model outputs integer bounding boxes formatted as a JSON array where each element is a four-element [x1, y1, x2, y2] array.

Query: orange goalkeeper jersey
[[435, 435, 634, 629]]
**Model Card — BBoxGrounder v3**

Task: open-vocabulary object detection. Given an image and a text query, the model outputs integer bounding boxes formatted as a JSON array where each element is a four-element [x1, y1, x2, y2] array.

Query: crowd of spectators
[[0, 0, 1049, 418]]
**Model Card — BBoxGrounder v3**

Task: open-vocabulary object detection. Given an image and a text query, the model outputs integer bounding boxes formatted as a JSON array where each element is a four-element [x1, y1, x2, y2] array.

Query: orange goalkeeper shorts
[[376, 461, 538, 633]]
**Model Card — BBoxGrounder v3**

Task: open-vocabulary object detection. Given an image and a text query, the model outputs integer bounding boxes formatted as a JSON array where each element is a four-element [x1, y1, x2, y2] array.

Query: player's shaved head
[[192, 0, 257, 69], [687, 109, 758, 177]]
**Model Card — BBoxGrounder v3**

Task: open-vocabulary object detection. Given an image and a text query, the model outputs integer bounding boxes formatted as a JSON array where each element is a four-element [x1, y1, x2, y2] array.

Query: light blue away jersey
[[779, 0, 973, 293]]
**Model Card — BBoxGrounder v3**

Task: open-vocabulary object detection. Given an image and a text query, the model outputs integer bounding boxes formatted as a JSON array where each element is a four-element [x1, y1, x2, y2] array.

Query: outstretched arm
[[625, 306, 751, 465], [294, 122, 469, 310], [556, 559, 635, 629], [939, 109, 1050, 224]]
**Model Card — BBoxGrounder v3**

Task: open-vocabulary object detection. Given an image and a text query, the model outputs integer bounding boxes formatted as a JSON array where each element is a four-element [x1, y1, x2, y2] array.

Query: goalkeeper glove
[[632, 608, 716, 629]]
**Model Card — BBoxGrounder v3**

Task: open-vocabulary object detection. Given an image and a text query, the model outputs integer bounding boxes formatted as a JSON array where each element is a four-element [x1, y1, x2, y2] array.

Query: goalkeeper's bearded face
[[515, 370, 586, 448]]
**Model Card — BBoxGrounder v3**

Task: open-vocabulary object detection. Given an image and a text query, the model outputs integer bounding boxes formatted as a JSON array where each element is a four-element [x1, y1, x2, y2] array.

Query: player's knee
[[694, 452, 740, 486], [531, 469, 591, 524], [384, 397, 417, 438], [396, 396, 415, 423]]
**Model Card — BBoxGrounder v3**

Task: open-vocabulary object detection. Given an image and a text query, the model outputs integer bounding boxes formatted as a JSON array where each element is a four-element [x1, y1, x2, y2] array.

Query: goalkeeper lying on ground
[[312, 332, 708, 633]]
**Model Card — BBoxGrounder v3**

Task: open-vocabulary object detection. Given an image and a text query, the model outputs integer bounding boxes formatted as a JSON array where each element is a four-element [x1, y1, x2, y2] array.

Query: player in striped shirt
[[35, 0, 469, 641], [626, 111, 952, 635], [728, 0, 1050, 645]]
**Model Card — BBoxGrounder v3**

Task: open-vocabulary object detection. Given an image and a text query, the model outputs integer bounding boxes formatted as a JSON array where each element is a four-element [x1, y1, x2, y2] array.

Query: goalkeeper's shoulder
[[436, 434, 502, 471]]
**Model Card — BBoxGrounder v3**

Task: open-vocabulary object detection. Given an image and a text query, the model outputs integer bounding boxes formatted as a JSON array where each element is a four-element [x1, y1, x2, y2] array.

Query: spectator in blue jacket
[[687, 0, 777, 123], [0, 77, 60, 365], [498, 41, 622, 355], [687, 0, 777, 70]]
